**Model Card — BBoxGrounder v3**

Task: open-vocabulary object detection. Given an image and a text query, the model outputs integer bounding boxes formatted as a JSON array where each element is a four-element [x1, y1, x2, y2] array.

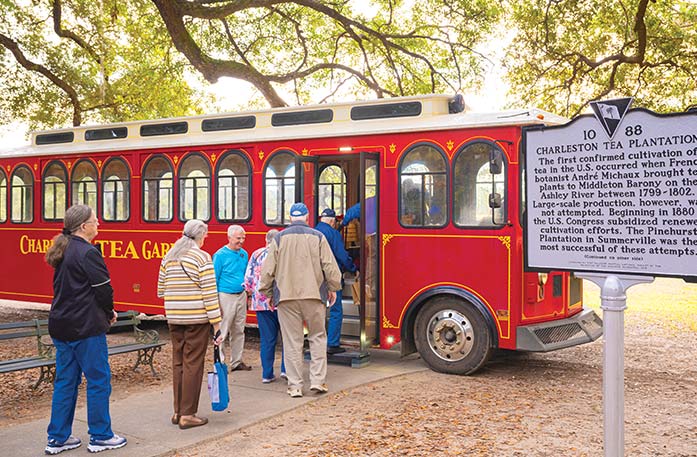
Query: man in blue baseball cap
[[289, 202, 309, 217], [315, 208, 357, 354], [259, 202, 341, 397]]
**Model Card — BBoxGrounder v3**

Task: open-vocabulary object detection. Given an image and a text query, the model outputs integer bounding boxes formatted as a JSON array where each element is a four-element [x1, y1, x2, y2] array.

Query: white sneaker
[[287, 387, 303, 398], [87, 434, 127, 453], [45, 436, 82, 454], [310, 383, 328, 394]]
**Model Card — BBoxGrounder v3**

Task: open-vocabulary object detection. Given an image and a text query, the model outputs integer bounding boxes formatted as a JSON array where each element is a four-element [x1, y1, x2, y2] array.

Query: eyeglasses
[[83, 219, 99, 226]]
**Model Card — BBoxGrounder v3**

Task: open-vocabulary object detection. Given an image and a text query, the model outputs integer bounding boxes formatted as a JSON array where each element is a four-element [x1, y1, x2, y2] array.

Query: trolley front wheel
[[414, 297, 493, 375]]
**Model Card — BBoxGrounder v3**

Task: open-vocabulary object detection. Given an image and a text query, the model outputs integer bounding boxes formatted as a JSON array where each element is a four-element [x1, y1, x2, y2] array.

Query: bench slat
[[0, 358, 55, 373], [0, 320, 38, 330], [0, 330, 40, 340], [108, 342, 165, 354]]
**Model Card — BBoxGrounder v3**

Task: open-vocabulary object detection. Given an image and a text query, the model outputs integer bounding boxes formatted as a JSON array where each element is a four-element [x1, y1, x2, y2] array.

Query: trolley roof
[[2, 94, 567, 158]]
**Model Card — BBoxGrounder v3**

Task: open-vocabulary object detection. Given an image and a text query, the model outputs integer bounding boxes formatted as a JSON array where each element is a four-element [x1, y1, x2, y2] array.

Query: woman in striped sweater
[[157, 219, 223, 430]]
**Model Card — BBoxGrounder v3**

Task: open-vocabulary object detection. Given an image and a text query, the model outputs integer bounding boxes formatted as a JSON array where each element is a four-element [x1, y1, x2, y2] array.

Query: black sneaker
[[45, 436, 82, 455], [327, 346, 346, 354]]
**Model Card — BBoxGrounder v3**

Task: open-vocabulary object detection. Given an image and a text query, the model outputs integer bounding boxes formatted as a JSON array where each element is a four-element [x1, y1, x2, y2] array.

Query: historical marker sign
[[524, 105, 697, 279]]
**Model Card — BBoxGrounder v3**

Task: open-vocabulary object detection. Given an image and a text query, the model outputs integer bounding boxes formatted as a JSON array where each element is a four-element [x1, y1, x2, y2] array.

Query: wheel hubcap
[[426, 309, 474, 362]]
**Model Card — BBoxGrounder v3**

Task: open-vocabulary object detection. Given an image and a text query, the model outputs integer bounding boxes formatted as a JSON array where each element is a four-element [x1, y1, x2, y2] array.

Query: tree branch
[[152, 0, 288, 107], [0, 32, 82, 125], [52, 0, 102, 64]]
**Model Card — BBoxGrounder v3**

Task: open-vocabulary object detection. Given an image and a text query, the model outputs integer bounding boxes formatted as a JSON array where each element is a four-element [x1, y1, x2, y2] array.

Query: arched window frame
[[215, 150, 252, 223], [101, 157, 131, 222], [451, 139, 508, 229], [71, 159, 98, 213], [142, 154, 175, 223], [263, 151, 297, 226], [177, 152, 211, 222], [0, 168, 7, 223], [318, 163, 347, 216], [10, 165, 34, 224], [397, 142, 449, 229], [42, 160, 69, 221]]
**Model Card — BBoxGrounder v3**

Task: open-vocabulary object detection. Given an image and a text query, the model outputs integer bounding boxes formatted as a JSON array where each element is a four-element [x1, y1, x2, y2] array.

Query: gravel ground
[[2, 279, 696, 456]]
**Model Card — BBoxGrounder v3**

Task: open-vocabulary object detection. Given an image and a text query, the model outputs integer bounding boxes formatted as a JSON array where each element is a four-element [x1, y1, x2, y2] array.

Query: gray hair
[[164, 219, 208, 262], [265, 229, 279, 243], [290, 214, 308, 223], [227, 224, 245, 237], [45, 204, 94, 268]]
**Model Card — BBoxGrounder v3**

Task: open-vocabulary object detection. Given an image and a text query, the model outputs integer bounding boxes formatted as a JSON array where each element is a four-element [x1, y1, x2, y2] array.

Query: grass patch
[[582, 277, 697, 334]]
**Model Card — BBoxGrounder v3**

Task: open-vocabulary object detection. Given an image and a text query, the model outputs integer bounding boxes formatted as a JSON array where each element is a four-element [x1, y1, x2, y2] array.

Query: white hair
[[290, 214, 308, 223], [227, 224, 245, 237]]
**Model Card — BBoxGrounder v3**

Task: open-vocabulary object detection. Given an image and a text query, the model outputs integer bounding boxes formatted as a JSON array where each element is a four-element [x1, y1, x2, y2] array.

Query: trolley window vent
[[553, 275, 563, 297], [534, 323, 584, 344], [569, 275, 582, 305], [202, 116, 256, 132], [351, 101, 422, 121], [140, 121, 188, 137], [85, 127, 128, 141], [36, 132, 74, 145], [271, 109, 333, 127]]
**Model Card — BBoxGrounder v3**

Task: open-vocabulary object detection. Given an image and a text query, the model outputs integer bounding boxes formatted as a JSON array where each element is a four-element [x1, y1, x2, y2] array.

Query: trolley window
[[318, 164, 347, 215], [43, 161, 68, 221], [264, 151, 295, 225], [11, 166, 33, 223], [71, 160, 98, 211], [143, 155, 174, 222], [179, 153, 211, 221], [102, 158, 130, 222], [398, 144, 448, 228], [0, 169, 7, 223], [216, 150, 251, 222], [453, 141, 506, 227]]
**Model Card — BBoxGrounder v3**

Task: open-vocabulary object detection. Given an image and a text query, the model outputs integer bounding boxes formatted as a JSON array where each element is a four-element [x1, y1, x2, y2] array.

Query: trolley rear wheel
[[414, 297, 493, 375]]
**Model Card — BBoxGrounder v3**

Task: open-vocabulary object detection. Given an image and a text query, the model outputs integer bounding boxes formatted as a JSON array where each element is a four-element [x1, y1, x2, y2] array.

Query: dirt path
[[167, 319, 696, 457], [2, 279, 696, 456]]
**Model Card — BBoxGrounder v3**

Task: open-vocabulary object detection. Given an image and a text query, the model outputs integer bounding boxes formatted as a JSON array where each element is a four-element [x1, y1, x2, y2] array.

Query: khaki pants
[[219, 291, 247, 368], [169, 323, 209, 416], [277, 299, 327, 390]]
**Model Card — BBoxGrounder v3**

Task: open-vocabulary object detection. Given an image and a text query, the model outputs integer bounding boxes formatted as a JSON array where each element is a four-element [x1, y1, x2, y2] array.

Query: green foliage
[[172, 0, 501, 105], [0, 0, 209, 130], [505, 0, 697, 116], [1, 0, 503, 129]]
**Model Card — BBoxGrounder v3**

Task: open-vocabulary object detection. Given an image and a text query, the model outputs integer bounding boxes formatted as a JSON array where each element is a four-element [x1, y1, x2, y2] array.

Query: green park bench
[[0, 311, 165, 388]]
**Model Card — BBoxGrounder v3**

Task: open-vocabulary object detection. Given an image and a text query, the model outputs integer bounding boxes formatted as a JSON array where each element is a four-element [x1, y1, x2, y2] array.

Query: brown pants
[[169, 323, 210, 416]]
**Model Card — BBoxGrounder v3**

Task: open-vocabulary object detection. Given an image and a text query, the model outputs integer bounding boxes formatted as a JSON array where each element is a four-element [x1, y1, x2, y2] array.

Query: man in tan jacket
[[259, 202, 342, 398]]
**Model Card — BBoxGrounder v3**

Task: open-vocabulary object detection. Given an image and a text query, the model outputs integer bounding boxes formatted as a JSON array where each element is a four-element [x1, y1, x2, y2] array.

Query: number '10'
[[583, 129, 596, 140]]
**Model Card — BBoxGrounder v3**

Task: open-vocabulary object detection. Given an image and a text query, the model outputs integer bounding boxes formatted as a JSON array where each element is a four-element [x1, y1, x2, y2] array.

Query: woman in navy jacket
[[43, 204, 127, 455]]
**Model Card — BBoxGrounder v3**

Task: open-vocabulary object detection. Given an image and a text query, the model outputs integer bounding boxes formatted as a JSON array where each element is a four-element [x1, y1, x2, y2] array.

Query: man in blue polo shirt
[[213, 225, 251, 371], [315, 208, 357, 354]]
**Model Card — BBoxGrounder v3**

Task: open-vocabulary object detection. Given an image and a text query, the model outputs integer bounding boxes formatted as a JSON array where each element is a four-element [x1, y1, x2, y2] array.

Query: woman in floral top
[[243, 229, 285, 383]]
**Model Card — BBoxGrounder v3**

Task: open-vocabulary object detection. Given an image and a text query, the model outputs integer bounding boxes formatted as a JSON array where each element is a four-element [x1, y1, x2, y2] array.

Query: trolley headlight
[[538, 272, 548, 286]]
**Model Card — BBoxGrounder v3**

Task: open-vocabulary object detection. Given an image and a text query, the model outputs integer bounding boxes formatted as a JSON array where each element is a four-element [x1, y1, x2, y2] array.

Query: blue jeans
[[327, 289, 343, 347], [256, 310, 285, 380], [47, 333, 113, 442]]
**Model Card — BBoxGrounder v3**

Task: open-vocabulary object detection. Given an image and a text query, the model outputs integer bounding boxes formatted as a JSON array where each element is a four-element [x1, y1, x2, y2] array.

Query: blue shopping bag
[[207, 345, 229, 411]]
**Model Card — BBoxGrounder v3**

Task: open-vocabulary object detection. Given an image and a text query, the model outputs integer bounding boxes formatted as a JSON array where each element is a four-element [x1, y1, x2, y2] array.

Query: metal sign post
[[577, 273, 653, 457]]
